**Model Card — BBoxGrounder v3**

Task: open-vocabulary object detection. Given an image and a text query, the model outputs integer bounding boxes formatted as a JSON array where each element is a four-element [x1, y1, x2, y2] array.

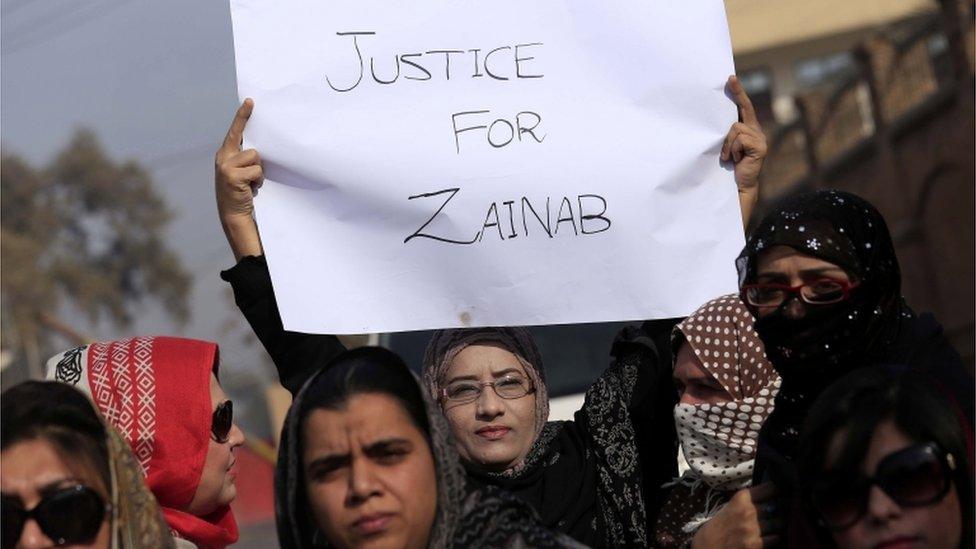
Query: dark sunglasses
[[810, 442, 957, 531], [212, 399, 234, 443], [2, 485, 110, 548]]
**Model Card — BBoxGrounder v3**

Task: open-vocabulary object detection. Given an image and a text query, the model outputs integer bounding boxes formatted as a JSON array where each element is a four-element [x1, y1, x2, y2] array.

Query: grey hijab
[[422, 327, 550, 459]]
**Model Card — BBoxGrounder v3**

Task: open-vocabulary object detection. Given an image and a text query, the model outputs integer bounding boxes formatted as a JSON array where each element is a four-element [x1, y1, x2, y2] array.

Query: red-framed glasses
[[741, 278, 859, 308]]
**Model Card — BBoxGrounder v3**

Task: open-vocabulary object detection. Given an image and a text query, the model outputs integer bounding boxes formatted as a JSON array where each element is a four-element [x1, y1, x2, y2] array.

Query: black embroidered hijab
[[737, 189, 911, 376], [736, 190, 915, 478], [275, 347, 578, 549]]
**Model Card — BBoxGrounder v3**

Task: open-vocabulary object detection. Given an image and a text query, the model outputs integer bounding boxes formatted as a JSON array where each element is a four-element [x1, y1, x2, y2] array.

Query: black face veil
[[736, 189, 911, 382]]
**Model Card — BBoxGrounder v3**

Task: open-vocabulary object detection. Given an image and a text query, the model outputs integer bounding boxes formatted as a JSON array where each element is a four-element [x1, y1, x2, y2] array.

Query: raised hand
[[722, 75, 767, 227], [215, 99, 264, 260]]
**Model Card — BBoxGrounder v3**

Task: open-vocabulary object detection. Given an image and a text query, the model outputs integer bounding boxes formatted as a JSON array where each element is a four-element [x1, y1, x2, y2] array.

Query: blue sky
[[2, 0, 276, 430]]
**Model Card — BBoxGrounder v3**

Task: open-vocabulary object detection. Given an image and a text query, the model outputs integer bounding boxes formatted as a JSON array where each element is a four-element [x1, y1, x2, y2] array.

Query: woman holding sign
[[215, 76, 768, 546], [733, 189, 973, 546]]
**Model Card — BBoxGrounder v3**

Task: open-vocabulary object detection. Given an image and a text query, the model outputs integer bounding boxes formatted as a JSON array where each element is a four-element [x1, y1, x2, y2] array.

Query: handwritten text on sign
[[229, 0, 745, 333], [322, 32, 609, 245]]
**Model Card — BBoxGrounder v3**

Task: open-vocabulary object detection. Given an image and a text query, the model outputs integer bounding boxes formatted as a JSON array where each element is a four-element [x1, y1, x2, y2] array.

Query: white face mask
[[674, 394, 773, 491]]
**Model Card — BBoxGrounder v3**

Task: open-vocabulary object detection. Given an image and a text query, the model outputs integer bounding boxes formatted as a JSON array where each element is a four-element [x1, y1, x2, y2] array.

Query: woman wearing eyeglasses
[[419, 324, 678, 547], [2, 380, 173, 548], [214, 76, 768, 548], [798, 366, 973, 548], [736, 190, 973, 485], [422, 330, 545, 476], [277, 345, 579, 548], [45, 337, 245, 549]]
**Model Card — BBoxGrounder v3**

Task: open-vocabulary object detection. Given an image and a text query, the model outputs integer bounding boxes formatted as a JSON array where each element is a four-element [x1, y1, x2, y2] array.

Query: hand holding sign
[[722, 75, 767, 224], [215, 99, 264, 260]]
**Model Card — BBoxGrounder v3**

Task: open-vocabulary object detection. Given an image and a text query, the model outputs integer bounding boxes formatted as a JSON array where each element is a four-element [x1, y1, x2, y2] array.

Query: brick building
[[730, 0, 975, 367]]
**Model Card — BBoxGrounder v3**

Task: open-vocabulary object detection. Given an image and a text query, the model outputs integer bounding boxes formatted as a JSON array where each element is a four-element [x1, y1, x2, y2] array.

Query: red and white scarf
[[47, 336, 239, 549]]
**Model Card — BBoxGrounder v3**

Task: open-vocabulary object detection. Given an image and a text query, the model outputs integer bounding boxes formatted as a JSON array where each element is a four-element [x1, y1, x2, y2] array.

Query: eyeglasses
[[741, 278, 858, 308], [810, 442, 956, 531], [211, 400, 234, 443], [440, 375, 535, 405], [2, 485, 110, 548]]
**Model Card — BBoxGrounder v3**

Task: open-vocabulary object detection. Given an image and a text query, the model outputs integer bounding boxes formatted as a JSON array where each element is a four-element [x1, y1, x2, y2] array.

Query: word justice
[[325, 31, 544, 92], [404, 188, 611, 246]]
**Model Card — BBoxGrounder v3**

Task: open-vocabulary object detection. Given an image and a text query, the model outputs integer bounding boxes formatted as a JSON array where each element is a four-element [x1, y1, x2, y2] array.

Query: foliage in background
[[1, 129, 191, 379]]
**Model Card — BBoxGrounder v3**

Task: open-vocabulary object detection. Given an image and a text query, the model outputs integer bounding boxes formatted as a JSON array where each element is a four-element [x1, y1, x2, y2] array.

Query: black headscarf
[[736, 190, 916, 478], [274, 347, 581, 549], [737, 190, 911, 374]]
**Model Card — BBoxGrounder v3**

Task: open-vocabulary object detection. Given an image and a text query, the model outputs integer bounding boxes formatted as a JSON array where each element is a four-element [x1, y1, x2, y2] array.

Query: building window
[[927, 33, 954, 85], [737, 68, 775, 125], [795, 51, 857, 89]]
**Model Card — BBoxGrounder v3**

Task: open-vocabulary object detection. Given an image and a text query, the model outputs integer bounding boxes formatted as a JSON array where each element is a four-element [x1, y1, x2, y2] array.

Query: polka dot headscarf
[[675, 294, 779, 400], [672, 294, 781, 490]]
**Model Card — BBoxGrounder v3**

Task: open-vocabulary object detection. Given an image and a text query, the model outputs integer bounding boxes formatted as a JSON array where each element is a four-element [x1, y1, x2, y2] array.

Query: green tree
[[1, 129, 190, 380]]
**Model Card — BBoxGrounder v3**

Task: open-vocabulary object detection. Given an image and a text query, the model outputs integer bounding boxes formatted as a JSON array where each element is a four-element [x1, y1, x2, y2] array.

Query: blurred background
[[1, 0, 972, 546]]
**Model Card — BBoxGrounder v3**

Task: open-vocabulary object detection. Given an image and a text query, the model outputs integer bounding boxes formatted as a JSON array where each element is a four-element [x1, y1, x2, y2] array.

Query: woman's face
[[1, 438, 110, 549], [187, 374, 246, 516], [303, 393, 438, 549], [754, 245, 853, 318], [440, 343, 538, 472], [827, 420, 962, 549], [672, 341, 733, 405]]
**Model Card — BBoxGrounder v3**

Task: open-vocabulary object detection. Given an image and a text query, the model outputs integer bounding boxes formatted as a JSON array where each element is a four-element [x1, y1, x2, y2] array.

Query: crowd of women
[[2, 77, 972, 549]]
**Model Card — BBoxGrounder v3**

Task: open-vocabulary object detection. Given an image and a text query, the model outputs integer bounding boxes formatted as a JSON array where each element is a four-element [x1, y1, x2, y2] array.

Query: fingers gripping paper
[[229, 1, 745, 334]]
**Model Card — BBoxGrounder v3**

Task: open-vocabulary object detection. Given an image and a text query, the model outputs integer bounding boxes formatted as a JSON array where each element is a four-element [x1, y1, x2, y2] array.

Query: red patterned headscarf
[[46, 336, 239, 549]]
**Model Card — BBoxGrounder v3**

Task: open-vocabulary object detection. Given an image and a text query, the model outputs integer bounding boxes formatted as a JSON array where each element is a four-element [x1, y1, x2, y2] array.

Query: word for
[[452, 109, 545, 153], [404, 187, 611, 245], [326, 32, 544, 92]]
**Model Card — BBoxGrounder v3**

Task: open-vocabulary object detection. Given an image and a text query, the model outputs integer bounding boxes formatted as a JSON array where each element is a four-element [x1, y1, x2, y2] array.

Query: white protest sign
[[229, 0, 745, 334]]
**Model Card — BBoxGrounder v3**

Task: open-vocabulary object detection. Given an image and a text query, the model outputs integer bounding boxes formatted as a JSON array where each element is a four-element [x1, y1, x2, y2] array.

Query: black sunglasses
[[810, 442, 957, 531], [212, 399, 234, 443], [2, 485, 110, 548]]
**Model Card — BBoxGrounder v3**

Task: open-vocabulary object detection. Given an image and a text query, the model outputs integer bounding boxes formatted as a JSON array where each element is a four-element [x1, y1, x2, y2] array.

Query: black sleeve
[[220, 255, 346, 395], [620, 319, 681, 530], [911, 314, 975, 429], [571, 318, 680, 544]]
